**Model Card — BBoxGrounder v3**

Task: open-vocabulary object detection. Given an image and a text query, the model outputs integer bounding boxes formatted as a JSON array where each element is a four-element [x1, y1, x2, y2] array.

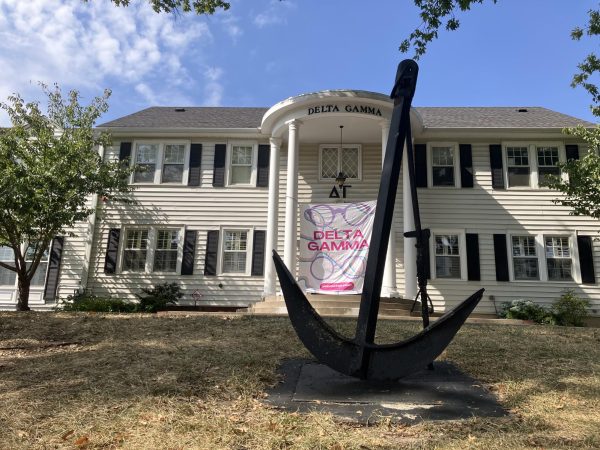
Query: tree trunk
[[17, 276, 31, 311]]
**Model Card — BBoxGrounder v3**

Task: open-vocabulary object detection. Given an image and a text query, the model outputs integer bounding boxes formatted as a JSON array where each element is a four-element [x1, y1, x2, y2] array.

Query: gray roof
[[98, 105, 595, 129], [98, 107, 268, 129], [415, 107, 595, 128]]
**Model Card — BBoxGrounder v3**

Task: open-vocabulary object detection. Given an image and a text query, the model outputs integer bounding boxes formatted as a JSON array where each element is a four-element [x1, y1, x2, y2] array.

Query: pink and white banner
[[299, 201, 376, 295]]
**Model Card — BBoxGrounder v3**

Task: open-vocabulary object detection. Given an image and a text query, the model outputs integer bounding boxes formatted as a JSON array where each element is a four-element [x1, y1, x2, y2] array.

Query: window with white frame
[[230, 145, 254, 185], [222, 230, 248, 273], [131, 141, 190, 185], [133, 144, 159, 183], [162, 144, 186, 183], [545, 236, 573, 281], [320, 145, 361, 180], [0, 246, 16, 286], [511, 236, 539, 280], [431, 146, 455, 186], [506, 146, 530, 187], [26, 244, 49, 286], [123, 229, 149, 272], [434, 234, 461, 279], [154, 229, 179, 273], [536, 146, 560, 186]]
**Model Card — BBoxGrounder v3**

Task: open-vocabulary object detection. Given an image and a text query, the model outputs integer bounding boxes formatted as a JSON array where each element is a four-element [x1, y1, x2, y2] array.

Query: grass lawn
[[0, 313, 599, 449]]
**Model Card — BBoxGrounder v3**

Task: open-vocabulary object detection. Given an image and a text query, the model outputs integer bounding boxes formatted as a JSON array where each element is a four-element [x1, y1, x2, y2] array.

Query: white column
[[263, 137, 281, 297], [283, 120, 301, 274], [381, 122, 399, 298], [403, 140, 417, 299]]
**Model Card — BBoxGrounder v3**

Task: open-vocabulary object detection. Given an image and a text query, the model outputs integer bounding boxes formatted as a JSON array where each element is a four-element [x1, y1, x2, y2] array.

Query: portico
[[260, 90, 420, 300]]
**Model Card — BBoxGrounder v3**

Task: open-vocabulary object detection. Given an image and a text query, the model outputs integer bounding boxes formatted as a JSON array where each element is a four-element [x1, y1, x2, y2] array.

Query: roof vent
[[517, 108, 528, 113], [174, 108, 186, 112]]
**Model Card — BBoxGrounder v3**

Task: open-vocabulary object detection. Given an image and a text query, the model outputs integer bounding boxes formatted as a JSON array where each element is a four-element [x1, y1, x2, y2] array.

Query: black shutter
[[466, 233, 480, 281], [212, 144, 226, 187], [566, 144, 580, 162], [460, 144, 474, 188], [103, 228, 121, 274], [119, 142, 132, 163], [489, 145, 505, 189], [493, 234, 509, 281], [251, 230, 266, 276], [256, 144, 270, 188], [577, 235, 596, 284], [181, 230, 197, 275], [43, 236, 64, 302], [188, 143, 202, 186], [414, 144, 428, 188], [204, 231, 219, 276]]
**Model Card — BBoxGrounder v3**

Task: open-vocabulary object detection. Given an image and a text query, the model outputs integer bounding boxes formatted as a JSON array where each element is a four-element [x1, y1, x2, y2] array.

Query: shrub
[[551, 290, 590, 327], [136, 282, 182, 313], [59, 292, 137, 313], [499, 299, 553, 324]]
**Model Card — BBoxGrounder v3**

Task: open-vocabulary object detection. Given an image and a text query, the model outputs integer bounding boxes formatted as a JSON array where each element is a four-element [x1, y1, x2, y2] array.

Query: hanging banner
[[299, 201, 376, 294]]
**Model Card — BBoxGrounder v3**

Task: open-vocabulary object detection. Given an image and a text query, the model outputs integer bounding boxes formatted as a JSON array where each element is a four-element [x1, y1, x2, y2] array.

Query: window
[[0, 246, 16, 286], [434, 234, 461, 279], [230, 145, 253, 185], [134, 144, 158, 183], [537, 146, 560, 186], [26, 244, 49, 286], [162, 144, 186, 183], [154, 229, 179, 272], [123, 229, 149, 272], [512, 236, 539, 280], [131, 141, 190, 185], [431, 146, 455, 186], [545, 236, 573, 281], [319, 145, 361, 180], [222, 230, 248, 273], [506, 146, 530, 187]]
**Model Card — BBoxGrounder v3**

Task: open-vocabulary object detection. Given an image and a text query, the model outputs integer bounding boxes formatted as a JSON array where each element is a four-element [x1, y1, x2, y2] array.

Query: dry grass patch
[[0, 312, 599, 449]]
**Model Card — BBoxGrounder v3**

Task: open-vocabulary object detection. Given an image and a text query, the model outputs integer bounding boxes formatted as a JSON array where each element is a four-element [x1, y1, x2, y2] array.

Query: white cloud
[[0, 0, 217, 124], [220, 14, 243, 41], [253, 0, 296, 28], [202, 66, 224, 105]]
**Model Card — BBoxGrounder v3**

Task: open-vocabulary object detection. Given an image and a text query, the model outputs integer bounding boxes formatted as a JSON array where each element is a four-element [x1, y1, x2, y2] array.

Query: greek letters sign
[[299, 201, 376, 294], [307, 104, 383, 117]]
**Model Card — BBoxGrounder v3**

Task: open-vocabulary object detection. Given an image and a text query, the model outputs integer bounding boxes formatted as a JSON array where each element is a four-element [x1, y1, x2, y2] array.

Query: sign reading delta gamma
[[299, 201, 376, 294]]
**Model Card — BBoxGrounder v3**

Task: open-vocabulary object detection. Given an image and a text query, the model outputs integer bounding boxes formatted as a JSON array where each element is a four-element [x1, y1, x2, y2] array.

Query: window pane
[[435, 256, 461, 278], [547, 258, 573, 281], [514, 258, 539, 280], [432, 147, 454, 166], [538, 166, 560, 186], [156, 230, 179, 250], [512, 236, 536, 257], [432, 167, 454, 186], [30, 262, 48, 286], [123, 229, 149, 272], [545, 237, 570, 258], [537, 147, 559, 166], [224, 231, 247, 251], [435, 235, 459, 256], [341, 147, 359, 179], [0, 246, 16, 286], [232, 146, 253, 165], [507, 147, 529, 166], [164, 145, 185, 164], [162, 164, 184, 183], [134, 164, 156, 183], [223, 252, 246, 273], [321, 147, 338, 179], [231, 166, 252, 184], [154, 251, 177, 272], [508, 167, 530, 187]]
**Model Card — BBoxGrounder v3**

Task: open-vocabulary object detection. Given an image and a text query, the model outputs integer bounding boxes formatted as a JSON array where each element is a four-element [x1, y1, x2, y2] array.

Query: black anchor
[[273, 59, 485, 381]]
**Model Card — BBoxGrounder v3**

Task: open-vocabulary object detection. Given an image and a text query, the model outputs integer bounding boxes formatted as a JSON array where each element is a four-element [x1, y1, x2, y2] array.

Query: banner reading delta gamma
[[299, 201, 376, 294]]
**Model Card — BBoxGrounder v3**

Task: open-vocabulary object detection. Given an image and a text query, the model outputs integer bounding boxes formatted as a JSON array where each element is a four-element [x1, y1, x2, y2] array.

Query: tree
[[85, 0, 230, 14], [402, 1, 599, 219], [0, 85, 133, 311]]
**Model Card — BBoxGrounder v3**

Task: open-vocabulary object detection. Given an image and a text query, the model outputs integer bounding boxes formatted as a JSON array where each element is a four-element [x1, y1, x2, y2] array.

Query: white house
[[1, 89, 598, 317]]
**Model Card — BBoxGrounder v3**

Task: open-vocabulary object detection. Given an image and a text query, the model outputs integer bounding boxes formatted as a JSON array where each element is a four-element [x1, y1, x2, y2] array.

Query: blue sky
[[0, 0, 597, 125]]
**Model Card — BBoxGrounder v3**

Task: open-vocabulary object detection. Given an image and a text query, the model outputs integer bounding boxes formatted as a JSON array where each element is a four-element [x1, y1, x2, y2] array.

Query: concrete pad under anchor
[[264, 359, 507, 424]]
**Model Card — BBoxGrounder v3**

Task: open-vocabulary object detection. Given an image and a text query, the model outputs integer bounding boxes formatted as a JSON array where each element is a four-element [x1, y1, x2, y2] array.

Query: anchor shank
[[354, 60, 418, 376]]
